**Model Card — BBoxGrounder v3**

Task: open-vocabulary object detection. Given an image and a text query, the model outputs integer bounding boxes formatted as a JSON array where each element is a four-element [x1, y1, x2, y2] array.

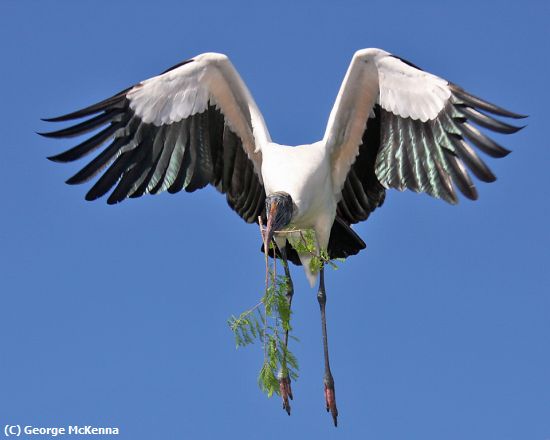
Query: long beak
[[264, 201, 279, 249]]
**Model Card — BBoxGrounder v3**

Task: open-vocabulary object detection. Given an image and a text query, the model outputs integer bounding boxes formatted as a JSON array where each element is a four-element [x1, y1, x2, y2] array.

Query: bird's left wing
[[41, 53, 270, 223], [324, 48, 525, 223]]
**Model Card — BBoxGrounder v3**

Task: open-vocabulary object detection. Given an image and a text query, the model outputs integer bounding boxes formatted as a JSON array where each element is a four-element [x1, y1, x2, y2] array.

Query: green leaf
[[230, 243, 343, 400]]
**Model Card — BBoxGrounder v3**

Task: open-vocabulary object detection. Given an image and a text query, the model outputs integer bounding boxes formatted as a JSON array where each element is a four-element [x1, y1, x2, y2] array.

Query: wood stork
[[40, 49, 525, 426]]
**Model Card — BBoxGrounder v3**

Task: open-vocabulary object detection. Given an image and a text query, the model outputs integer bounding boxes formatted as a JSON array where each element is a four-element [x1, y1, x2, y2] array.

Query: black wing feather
[[43, 84, 265, 224], [449, 84, 527, 119], [457, 121, 511, 158], [42, 87, 131, 122], [456, 105, 524, 134], [47, 117, 130, 163], [337, 108, 386, 225], [38, 109, 125, 139], [86, 150, 134, 201], [339, 79, 524, 225], [374, 84, 524, 203]]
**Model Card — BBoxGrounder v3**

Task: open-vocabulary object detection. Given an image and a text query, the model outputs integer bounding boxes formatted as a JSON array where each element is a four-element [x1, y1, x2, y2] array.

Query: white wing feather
[[126, 53, 270, 174], [377, 54, 450, 122]]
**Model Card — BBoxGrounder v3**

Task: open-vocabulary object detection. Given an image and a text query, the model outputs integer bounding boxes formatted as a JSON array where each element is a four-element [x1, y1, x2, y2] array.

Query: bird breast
[[262, 142, 336, 227]]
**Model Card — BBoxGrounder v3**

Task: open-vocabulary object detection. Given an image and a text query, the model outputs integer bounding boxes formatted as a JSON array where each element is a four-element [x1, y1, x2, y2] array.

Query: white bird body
[[262, 141, 336, 284]]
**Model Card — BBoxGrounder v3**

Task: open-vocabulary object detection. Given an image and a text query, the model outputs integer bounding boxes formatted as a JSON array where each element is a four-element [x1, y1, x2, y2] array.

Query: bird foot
[[324, 378, 338, 427], [279, 376, 293, 415]]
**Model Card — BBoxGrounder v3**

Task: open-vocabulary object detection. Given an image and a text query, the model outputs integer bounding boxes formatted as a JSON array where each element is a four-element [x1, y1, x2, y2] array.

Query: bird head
[[264, 192, 294, 246]]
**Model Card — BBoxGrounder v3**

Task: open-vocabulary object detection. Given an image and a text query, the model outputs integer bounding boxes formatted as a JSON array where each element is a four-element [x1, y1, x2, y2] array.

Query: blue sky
[[1, 1, 549, 439]]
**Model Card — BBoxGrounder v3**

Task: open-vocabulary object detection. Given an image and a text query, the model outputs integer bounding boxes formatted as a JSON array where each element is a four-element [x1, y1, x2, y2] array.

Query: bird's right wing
[[41, 53, 270, 223], [324, 48, 526, 224]]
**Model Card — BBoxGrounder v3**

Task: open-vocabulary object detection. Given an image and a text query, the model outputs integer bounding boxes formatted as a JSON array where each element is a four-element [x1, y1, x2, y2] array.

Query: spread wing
[[40, 52, 271, 223], [324, 48, 526, 224]]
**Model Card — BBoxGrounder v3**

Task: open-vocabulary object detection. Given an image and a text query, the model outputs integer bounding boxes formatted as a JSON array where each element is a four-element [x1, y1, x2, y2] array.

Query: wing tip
[[46, 153, 65, 163], [502, 124, 526, 134], [65, 175, 81, 185], [464, 187, 479, 201], [450, 84, 527, 120], [41, 112, 86, 123], [41, 116, 61, 123], [513, 113, 529, 120], [85, 191, 101, 202], [41, 87, 131, 123], [37, 130, 66, 139]]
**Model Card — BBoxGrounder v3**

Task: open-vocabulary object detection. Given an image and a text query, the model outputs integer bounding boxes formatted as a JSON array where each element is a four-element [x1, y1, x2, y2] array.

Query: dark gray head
[[264, 192, 294, 245]]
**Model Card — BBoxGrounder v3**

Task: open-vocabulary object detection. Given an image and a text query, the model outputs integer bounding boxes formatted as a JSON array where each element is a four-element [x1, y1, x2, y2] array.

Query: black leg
[[317, 266, 338, 426], [279, 244, 294, 415]]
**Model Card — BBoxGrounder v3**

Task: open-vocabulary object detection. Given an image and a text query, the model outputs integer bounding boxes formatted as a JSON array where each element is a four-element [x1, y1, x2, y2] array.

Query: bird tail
[[260, 217, 366, 277], [296, 252, 318, 287]]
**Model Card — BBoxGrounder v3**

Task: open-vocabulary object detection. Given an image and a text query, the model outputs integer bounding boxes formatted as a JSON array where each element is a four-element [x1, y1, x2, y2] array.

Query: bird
[[40, 48, 525, 426]]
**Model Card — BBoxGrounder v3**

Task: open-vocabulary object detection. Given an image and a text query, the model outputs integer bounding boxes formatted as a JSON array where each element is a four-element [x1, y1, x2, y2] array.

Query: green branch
[[228, 227, 341, 399]]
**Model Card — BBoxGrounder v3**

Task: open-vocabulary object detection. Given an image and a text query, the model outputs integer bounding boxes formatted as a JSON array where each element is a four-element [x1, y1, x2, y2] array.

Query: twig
[[259, 216, 269, 362]]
